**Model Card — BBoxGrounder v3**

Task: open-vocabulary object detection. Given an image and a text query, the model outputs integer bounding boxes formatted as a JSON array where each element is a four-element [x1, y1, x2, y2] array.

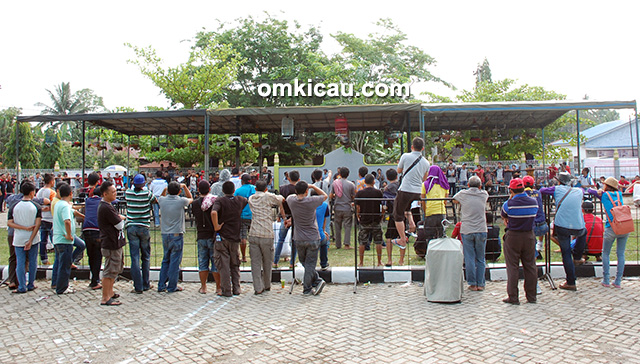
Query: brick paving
[[1, 277, 640, 363]]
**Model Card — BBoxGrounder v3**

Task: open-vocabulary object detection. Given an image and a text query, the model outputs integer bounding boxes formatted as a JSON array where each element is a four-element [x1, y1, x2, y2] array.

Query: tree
[[474, 58, 492, 86], [126, 40, 243, 109], [195, 14, 328, 108], [0, 107, 20, 168], [331, 19, 452, 104], [5, 122, 40, 169], [444, 79, 569, 160], [40, 128, 63, 169], [35, 82, 107, 141]]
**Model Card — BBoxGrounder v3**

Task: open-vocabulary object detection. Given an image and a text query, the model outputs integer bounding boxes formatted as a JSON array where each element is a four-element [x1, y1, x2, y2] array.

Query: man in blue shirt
[[501, 178, 538, 304], [234, 174, 256, 263], [540, 172, 586, 291]]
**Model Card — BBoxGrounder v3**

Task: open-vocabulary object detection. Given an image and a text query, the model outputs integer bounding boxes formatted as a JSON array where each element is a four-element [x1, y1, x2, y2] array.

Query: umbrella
[[102, 165, 127, 175]]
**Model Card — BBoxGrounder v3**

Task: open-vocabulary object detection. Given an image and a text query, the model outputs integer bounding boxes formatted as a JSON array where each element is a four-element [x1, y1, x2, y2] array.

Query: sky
[[1, 0, 638, 119]]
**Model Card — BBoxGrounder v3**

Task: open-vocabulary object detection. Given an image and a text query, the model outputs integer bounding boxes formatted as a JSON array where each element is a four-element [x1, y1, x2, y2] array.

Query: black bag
[[485, 225, 501, 262], [415, 215, 445, 258]]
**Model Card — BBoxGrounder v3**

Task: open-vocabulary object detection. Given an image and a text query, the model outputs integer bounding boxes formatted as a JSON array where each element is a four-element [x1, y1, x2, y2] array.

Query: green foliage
[[0, 107, 20, 168], [474, 58, 492, 86], [195, 14, 327, 107], [438, 79, 570, 161], [40, 128, 63, 169], [35, 82, 106, 141], [6, 122, 40, 169], [126, 40, 243, 109]]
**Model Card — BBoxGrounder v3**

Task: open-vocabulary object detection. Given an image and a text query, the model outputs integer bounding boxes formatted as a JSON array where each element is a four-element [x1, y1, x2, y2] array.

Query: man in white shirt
[[7, 182, 42, 293], [148, 170, 168, 226], [393, 137, 430, 248]]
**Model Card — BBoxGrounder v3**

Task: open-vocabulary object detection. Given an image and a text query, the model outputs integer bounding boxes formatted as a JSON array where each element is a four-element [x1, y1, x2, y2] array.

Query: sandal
[[198, 288, 207, 294], [391, 239, 406, 250], [100, 298, 122, 306], [111, 293, 120, 299]]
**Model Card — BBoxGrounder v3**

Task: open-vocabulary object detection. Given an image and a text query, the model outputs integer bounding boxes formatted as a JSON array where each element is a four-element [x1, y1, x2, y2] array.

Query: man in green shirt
[[52, 183, 78, 294]]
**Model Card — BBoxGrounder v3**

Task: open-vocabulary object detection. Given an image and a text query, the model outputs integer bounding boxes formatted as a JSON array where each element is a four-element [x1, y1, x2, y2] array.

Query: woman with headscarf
[[415, 166, 450, 257]]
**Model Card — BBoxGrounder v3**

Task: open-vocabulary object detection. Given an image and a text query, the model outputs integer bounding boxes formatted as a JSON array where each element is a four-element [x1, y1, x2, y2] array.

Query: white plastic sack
[[633, 184, 640, 207], [424, 237, 464, 303], [273, 221, 291, 257]]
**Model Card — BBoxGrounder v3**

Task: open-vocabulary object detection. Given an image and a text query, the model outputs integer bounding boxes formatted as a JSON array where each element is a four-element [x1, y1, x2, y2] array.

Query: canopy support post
[[542, 128, 546, 184], [576, 110, 581, 175], [406, 111, 411, 153], [81, 121, 86, 187], [15, 121, 20, 183], [419, 110, 425, 156], [127, 134, 131, 184], [204, 114, 210, 178], [635, 107, 640, 176]]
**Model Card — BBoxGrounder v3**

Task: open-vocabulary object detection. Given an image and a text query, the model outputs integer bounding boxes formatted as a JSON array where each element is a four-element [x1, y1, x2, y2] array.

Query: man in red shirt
[[581, 201, 603, 262], [547, 163, 558, 182], [473, 164, 485, 185], [618, 176, 630, 192]]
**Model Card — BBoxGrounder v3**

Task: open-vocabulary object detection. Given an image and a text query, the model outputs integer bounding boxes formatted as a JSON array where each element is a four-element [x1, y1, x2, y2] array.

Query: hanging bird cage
[[281, 116, 294, 139]]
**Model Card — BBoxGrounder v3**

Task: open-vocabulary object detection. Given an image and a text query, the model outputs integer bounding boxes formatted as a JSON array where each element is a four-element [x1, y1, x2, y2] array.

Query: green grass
[[1, 222, 639, 270]]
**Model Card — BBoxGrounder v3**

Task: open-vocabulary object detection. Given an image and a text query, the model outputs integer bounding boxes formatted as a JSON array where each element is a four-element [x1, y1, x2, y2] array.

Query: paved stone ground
[[1, 277, 640, 363]]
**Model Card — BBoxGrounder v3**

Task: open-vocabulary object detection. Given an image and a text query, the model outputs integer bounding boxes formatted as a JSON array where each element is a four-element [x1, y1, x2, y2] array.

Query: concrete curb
[[3, 262, 640, 284]]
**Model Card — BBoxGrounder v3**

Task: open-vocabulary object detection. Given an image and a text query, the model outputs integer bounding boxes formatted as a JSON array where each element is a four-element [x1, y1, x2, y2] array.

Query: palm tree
[[35, 82, 107, 141]]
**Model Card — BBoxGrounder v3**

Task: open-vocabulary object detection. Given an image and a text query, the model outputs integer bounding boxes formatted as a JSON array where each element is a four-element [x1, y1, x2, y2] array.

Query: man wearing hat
[[501, 178, 539, 304], [540, 172, 586, 290], [125, 173, 157, 293]]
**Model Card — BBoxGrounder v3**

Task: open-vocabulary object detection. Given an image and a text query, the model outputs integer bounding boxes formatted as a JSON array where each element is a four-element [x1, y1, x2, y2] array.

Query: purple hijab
[[424, 165, 450, 194]]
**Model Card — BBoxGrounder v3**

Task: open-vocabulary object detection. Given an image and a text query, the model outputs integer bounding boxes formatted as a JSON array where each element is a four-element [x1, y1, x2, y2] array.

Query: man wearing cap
[[501, 178, 538, 304], [125, 174, 157, 293], [234, 174, 256, 263], [540, 172, 586, 290], [523, 176, 547, 260]]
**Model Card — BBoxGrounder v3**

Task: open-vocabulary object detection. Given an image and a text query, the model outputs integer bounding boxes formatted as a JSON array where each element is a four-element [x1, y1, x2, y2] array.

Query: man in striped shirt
[[125, 174, 157, 293], [501, 178, 538, 305]]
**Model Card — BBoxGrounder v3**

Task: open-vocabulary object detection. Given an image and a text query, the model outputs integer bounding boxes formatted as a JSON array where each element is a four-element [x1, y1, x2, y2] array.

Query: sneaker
[[60, 288, 76, 295], [536, 285, 543, 294], [313, 280, 326, 296], [41, 260, 50, 265], [321, 264, 330, 271], [303, 290, 314, 296]]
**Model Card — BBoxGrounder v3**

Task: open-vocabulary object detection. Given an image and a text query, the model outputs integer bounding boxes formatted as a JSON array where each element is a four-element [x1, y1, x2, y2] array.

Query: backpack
[[604, 192, 634, 235]]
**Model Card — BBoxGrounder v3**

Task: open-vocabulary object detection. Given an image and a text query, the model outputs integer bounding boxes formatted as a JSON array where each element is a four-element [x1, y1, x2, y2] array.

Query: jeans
[[72, 236, 86, 263], [39, 221, 53, 262], [461, 232, 487, 287], [128, 225, 152, 291], [333, 210, 353, 248], [83, 230, 102, 287], [152, 203, 161, 226], [15, 244, 39, 292], [54, 244, 73, 294], [602, 227, 629, 286], [295, 239, 322, 293], [197, 238, 217, 272], [158, 234, 184, 292], [273, 224, 296, 265], [554, 225, 586, 285], [319, 237, 329, 268]]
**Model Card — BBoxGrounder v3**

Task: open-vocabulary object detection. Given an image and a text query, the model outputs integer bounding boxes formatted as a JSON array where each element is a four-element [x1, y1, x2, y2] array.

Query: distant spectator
[[355, 174, 384, 267], [212, 169, 231, 197], [330, 168, 356, 250], [149, 170, 168, 226], [234, 174, 256, 263], [618, 175, 630, 192]]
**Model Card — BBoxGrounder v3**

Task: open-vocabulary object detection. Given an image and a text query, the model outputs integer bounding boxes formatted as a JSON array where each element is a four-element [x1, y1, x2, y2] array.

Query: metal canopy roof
[[16, 100, 636, 135]]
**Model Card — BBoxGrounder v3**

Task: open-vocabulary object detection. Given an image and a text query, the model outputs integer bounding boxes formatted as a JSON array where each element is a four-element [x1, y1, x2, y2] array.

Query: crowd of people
[[2, 136, 639, 305]]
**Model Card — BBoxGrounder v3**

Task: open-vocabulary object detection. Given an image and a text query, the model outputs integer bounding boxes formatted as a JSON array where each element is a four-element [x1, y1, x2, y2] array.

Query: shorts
[[533, 222, 549, 237], [385, 215, 400, 239], [392, 191, 421, 222], [101, 248, 124, 279], [240, 219, 252, 240], [358, 223, 384, 246], [197, 238, 217, 272]]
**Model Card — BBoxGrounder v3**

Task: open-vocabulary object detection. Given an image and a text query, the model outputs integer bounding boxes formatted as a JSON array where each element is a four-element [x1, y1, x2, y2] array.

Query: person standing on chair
[[392, 137, 430, 249]]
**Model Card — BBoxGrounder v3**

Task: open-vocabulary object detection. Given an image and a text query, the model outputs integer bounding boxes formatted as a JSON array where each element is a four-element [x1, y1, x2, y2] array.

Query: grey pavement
[[1, 277, 640, 363]]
